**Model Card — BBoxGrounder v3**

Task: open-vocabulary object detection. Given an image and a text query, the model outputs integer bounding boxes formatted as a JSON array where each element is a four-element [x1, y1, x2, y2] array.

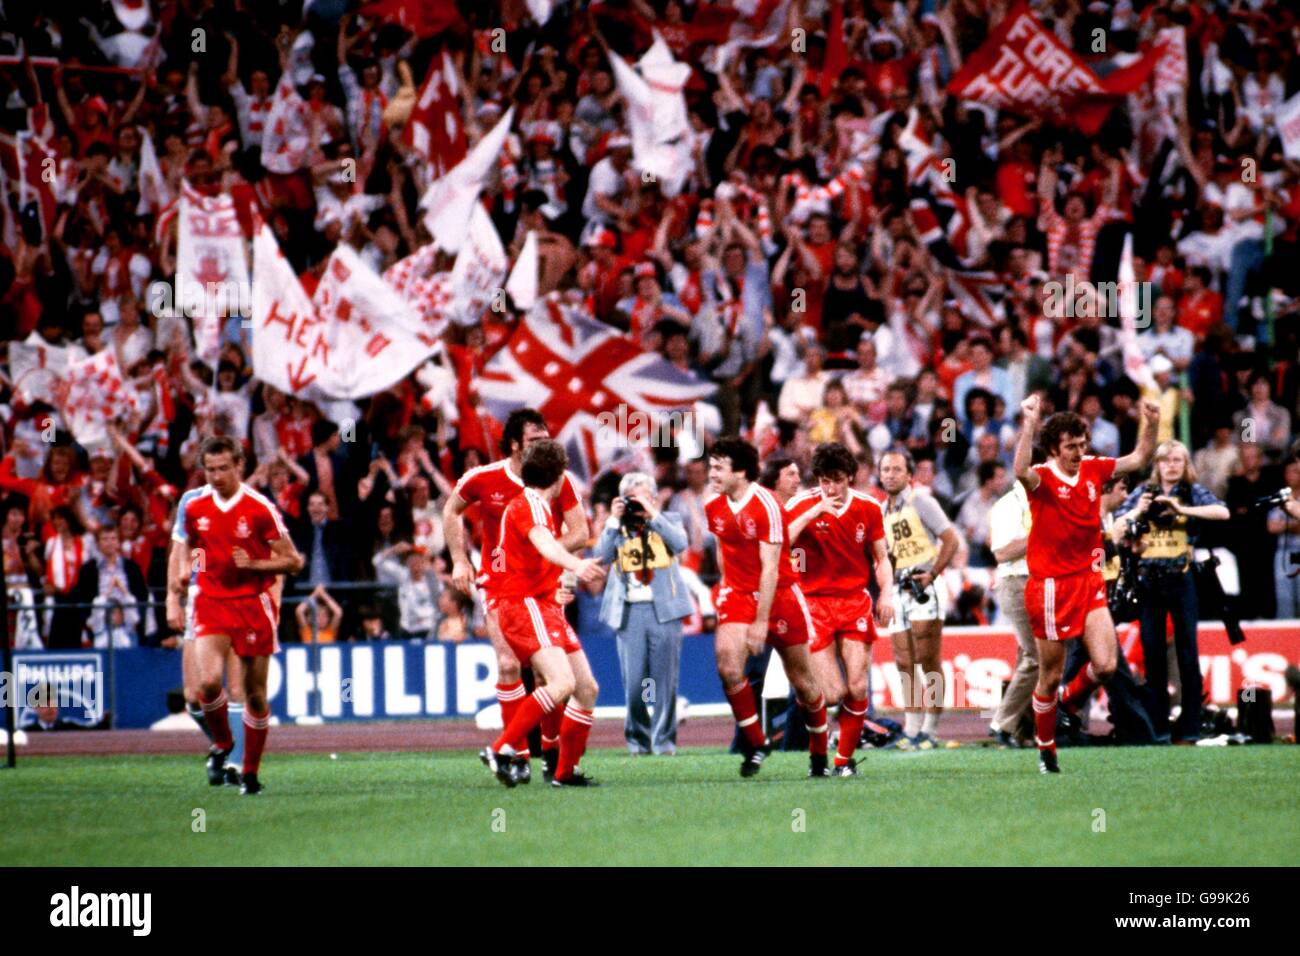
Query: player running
[[166, 437, 304, 795], [785, 443, 896, 776], [479, 439, 606, 788], [169, 487, 246, 788], [704, 437, 830, 778], [444, 410, 589, 783], [1013, 394, 1158, 773]]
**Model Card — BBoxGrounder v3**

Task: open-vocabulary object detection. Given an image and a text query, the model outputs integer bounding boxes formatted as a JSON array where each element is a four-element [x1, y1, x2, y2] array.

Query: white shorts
[[182, 583, 199, 643], [886, 575, 947, 633]]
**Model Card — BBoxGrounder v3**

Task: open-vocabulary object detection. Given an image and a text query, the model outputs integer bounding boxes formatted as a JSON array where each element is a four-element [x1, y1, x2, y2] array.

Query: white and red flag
[[8, 332, 69, 405], [419, 105, 515, 253], [384, 241, 453, 343], [947, 1, 1164, 135], [61, 349, 141, 449], [477, 293, 716, 483], [405, 50, 467, 177], [703, 0, 791, 73], [252, 227, 438, 400], [609, 36, 692, 196], [177, 184, 249, 368], [448, 203, 508, 326]]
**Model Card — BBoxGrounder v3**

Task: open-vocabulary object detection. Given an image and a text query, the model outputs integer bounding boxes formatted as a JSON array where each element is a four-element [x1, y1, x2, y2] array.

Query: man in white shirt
[[581, 134, 633, 224], [777, 341, 831, 423], [1137, 295, 1195, 371], [986, 479, 1035, 747]]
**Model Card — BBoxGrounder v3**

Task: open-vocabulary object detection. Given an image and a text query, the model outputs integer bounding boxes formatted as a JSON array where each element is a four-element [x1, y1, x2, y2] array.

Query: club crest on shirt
[[196, 516, 211, 531], [774, 618, 788, 634], [856, 616, 868, 631], [855, 522, 866, 543], [742, 517, 757, 538], [1086, 481, 1097, 502], [235, 516, 251, 539]]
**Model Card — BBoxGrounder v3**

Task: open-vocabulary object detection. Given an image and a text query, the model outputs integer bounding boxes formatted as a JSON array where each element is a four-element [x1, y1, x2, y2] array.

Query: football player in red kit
[[445, 410, 588, 783], [166, 437, 304, 795], [704, 437, 830, 777], [1013, 395, 1158, 773], [480, 439, 605, 788], [786, 443, 896, 776]]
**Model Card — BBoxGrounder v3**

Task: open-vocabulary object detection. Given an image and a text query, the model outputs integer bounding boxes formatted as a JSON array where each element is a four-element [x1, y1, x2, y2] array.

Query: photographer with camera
[[594, 472, 693, 756], [1114, 440, 1229, 743], [1265, 453, 1300, 618], [878, 450, 960, 748]]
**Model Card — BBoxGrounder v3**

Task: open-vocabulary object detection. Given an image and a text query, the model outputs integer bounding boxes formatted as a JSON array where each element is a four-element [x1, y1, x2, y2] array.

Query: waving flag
[[420, 105, 515, 253], [62, 349, 141, 449], [405, 50, 467, 177], [477, 293, 716, 483], [704, 0, 791, 73], [948, 1, 1164, 135], [384, 241, 453, 342], [177, 184, 249, 367], [609, 38, 692, 196]]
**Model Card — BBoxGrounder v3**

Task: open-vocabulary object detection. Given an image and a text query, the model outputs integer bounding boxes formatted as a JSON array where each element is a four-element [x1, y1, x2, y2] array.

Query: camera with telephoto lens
[[897, 568, 932, 604], [620, 496, 647, 534]]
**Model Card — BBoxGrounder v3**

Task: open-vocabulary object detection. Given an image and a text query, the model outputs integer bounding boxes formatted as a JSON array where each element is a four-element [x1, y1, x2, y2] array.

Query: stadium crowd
[[1, 0, 1299, 651]]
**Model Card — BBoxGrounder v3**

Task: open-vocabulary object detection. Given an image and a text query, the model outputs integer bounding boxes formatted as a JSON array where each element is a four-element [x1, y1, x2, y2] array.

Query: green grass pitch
[[3, 746, 1297, 866]]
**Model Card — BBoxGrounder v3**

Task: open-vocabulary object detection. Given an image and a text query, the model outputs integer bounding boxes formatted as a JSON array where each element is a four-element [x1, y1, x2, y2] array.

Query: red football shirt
[[173, 484, 289, 599], [1025, 457, 1117, 579], [703, 483, 798, 593], [453, 459, 581, 591], [785, 488, 886, 596], [494, 487, 563, 601]]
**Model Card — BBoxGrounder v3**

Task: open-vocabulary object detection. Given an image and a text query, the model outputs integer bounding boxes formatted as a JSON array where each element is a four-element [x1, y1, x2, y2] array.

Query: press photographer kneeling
[[595, 473, 692, 755], [1114, 440, 1229, 743]]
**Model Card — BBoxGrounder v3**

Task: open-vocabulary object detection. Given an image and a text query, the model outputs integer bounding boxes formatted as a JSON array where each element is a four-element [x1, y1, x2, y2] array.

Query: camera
[[1252, 487, 1293, 510], [897, 568, 931, 604], [620, 496, 647, 534]]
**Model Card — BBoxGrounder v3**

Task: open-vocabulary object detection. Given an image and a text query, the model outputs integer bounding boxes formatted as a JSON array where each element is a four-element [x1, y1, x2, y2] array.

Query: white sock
[[904, 711, 922, 736], [922, 712, 939, 736]]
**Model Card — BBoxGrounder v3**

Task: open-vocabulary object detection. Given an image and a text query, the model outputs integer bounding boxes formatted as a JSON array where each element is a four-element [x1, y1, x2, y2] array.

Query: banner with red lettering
[[177, 185, 249, 367], [311, 243, 438, 397], [252, 226, 438, 400], [947, 1, 1163, 135], [251, 223, 328, 401]]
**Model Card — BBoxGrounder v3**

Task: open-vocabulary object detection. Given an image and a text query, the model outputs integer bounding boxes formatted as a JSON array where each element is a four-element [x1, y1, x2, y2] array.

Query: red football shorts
[[807, 591, 878, 653], [496, 596, 581, 662], [1025, 570, 1108, 642], [193, 591, 280, 656], [715, 583, 814, 649]]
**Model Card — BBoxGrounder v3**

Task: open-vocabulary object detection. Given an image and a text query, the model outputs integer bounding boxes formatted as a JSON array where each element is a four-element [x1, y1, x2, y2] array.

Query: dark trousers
[[1138, 569, 1202, 741], [1062, 635, 1158, 744]]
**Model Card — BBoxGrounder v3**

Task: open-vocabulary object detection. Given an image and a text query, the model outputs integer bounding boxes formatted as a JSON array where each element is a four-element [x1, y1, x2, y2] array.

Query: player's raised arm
[[1014, 394, 1042, 493], [785, 495, 830, 542], [443, 489, 477, 594], [1114, 399, 1162, 476]]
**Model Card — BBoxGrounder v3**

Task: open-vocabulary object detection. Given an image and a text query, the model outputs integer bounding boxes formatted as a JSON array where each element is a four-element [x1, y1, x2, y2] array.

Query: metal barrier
[[1, 581, 399, 736]]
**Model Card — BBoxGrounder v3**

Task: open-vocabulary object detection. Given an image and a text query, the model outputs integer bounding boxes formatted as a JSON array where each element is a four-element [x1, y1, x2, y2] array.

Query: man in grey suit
[[595, 472, 693, 755]]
